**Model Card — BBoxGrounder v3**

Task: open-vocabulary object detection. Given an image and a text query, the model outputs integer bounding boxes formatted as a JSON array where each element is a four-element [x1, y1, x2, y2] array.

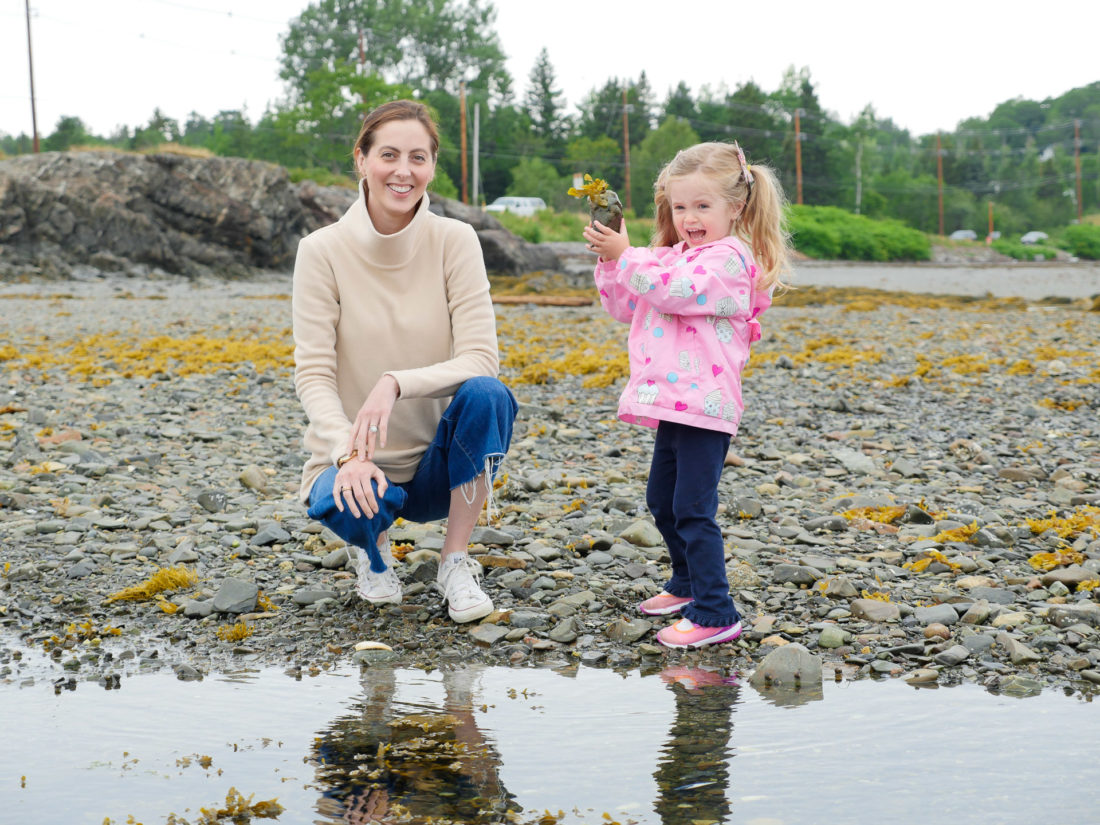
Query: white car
[[1020, 231, 1049, 245], [485, 196, 547, 217], [949, 229, 977, 241]]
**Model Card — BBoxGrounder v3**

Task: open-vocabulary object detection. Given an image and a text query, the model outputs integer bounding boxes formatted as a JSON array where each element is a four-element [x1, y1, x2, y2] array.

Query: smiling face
[[354, 118, 436, 235], [667, 171, 740, 248]]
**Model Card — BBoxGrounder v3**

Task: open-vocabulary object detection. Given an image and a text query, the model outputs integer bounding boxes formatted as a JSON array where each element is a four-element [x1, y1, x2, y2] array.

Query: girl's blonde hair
[[651, 141, 790, 290]]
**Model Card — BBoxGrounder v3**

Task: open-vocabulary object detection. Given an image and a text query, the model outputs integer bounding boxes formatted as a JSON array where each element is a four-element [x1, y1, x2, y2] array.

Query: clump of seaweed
[[1027, 550, 1086, 572], [928, 522, 979, 544], [216, 621, 253, 642], [191, 787, 284, 823], [903, 549, 962, 573], [841, 505, 906, 524], [105, 565, 199, 603], [1025, 507, 1100, 540]]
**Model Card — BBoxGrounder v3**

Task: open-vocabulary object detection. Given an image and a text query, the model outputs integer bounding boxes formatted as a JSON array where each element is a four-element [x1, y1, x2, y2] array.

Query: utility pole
[[854, 141, 862, 215], [1075, 119, 1083, 223], [987, 201, 994, 243], [472, 103, 480, 207], [25, 0, 40, 153], [936, 132, 944, 236], [794, 108, 803, 205], [459, 82, 468, 204], [622, 88, 632, 213]]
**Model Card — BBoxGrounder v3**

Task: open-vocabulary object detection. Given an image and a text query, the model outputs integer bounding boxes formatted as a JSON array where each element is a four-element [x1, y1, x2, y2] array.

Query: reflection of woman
[[312, 667, 517, 824], [293, 100, 517, 624], [654, 667, 740, 824]]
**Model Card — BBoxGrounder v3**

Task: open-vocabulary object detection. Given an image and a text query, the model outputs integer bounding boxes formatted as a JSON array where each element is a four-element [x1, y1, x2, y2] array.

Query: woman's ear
[[353, 146, 366, 178]]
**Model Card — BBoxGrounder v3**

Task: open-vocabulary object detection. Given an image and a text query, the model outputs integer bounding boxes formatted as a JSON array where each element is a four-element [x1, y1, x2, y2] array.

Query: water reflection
[[654, 668, 740, 824], [311, 666, 518, 823], [5, 644, 1100, 825]]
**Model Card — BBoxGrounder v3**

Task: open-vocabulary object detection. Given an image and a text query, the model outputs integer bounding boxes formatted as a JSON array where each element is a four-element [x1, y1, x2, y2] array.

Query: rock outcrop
[[0, 150, 560, 279]]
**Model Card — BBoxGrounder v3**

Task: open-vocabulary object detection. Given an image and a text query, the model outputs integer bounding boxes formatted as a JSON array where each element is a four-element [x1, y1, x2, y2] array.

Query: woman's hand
[[333, 456, 388, 518], [348, 374, 400, 461], [582, 219, 630, 263]]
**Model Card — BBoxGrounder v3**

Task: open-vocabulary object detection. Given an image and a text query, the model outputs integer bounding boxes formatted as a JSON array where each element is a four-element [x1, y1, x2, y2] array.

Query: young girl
[[583, 141, 789, 649]]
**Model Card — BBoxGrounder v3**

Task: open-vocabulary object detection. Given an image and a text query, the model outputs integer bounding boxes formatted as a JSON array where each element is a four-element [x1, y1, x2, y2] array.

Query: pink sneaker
[[638, 592, 694, 616], [657, 618, 743, 649]]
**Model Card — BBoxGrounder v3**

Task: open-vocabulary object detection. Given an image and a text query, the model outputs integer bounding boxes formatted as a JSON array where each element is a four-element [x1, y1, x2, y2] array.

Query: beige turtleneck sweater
[[292, 185, 499, 502]]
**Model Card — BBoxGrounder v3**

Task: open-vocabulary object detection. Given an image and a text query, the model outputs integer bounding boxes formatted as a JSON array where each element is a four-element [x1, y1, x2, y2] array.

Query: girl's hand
[[348, 374, 400, 462], [583, 220, 630, 263], [333, 456, 388, 518]]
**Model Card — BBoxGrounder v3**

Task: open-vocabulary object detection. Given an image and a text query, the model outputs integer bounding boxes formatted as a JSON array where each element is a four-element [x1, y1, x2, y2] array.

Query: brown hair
[[353, 99, 440, 160], [651, 142, 790, 290]]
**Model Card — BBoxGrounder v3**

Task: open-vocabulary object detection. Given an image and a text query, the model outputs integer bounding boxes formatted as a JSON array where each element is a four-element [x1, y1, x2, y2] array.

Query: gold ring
[[340, 486, 350, 492]]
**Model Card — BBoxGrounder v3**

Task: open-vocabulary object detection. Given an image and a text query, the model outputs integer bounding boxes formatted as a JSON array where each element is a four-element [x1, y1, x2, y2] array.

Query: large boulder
[[0, 150, 562, 279]]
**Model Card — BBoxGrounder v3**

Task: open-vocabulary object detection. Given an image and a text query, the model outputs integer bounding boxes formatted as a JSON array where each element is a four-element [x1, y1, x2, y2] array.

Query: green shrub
[[788, 205, 930, 262], [1061, 224, 1100, 259], [991, 239, 1059, 261]]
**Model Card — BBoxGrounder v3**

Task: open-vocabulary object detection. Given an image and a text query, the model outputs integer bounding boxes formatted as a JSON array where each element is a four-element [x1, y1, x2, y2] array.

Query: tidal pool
[[3, 656, 1098, 825]]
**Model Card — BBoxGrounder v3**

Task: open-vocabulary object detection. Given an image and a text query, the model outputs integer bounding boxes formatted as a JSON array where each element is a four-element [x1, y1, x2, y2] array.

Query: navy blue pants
[[646, 420, 741, 627], [307, 376, 518, 572]]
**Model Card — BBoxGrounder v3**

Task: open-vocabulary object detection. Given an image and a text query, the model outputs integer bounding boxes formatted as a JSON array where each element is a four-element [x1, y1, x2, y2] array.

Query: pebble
[[1, 276, 1098, 699]]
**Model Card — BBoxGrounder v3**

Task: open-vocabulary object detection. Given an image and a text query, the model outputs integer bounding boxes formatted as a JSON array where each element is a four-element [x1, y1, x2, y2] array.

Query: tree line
[[2, 0, 1098, 237]]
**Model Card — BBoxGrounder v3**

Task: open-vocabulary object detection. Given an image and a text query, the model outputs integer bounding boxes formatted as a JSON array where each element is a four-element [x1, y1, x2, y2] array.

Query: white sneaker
[[436, 553, 493, 623], [355, 534, 402, 605]]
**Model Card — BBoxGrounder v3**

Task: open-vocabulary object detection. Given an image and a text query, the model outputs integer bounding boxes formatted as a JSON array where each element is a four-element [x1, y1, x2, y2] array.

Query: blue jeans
[[646, 421, 741, 627], [307, 377, 518, 573]]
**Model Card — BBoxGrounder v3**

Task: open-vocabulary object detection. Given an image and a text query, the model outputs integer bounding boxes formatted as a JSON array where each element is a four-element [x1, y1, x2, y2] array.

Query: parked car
[[949, 229, 977, 241], [1020, 231, 1049, 245], [485, 196, 547, 217]]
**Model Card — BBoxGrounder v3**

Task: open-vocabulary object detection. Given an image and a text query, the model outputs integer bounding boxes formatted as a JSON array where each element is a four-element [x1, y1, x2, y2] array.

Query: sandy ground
[[790, 261, 1100, 300]]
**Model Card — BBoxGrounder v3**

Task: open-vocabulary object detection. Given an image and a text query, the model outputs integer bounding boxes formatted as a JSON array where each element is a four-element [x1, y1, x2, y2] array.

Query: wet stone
[[212, 578, 259, 614], [252, 522, 291, 546], [915, 604, 960, 626]]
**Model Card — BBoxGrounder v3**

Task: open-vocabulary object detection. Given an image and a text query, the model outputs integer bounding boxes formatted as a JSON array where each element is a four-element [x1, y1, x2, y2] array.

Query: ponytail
[[736, 162, 790, 292]]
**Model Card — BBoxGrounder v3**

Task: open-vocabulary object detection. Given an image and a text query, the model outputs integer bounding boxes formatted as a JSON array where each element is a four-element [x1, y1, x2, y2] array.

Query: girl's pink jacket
[[594, 236, 771, 435]]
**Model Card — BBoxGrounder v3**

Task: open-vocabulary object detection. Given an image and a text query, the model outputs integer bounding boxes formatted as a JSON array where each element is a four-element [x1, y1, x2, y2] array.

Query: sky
[[2, 0, 1098, 143]]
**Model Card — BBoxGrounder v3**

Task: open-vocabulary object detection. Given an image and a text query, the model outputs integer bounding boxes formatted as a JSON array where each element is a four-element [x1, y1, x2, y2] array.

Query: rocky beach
[[1, 266, 1099, 700]]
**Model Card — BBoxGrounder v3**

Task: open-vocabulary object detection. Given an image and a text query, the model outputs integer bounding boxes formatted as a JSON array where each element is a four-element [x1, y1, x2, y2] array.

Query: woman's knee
[[455, 376, 518, 416]]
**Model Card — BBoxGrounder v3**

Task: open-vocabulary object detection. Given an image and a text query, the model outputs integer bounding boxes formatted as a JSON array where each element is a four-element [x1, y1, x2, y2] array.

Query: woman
[[293, 99, 517, 624]]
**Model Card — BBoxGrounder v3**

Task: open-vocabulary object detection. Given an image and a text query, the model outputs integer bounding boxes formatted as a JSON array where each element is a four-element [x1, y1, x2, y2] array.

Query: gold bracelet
[[336, 450, 357, 468]]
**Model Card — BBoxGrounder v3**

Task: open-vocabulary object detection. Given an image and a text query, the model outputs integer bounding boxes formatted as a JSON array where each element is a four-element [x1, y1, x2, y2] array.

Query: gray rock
[[933, 644, 971, 666], [817, 626, 851, 648], [604, 617, 651, 644], [238, 465, 268, 491], [830, 448, 877, 475], [468, 624, 510, 645], [292, 588, 338, 606], [996, 632, 1043, 665], [470, 526, 517, 546], [618, 520, 664, 547], [197, 490, 228, 513], [508, 611, 550, 630], [914, 604, 960, 626], [823, 576, 859, 599], [252, 522, 291, 546], [212, 578, 259, 614], [549, 617, 581, 643], [66, 559, 96, 579], [849, 599, 901, 622], [182, 599, 214, 619], [322, 547, 350, 569], [750, 643, 823, 687], [772, 564, 823, 586]]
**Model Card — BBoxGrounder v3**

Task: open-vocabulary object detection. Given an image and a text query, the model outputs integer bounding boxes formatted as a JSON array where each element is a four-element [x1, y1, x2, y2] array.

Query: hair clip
[[734, 141, 754, 187]]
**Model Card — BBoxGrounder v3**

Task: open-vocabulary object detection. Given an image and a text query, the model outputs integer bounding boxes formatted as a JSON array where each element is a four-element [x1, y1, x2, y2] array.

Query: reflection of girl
[[293, 100, 518, 625], [654, 667, 741, 824]]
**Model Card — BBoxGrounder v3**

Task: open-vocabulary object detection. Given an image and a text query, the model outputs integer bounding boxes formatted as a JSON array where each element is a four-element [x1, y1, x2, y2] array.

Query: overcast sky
[[2, 0, 1097, 142]]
